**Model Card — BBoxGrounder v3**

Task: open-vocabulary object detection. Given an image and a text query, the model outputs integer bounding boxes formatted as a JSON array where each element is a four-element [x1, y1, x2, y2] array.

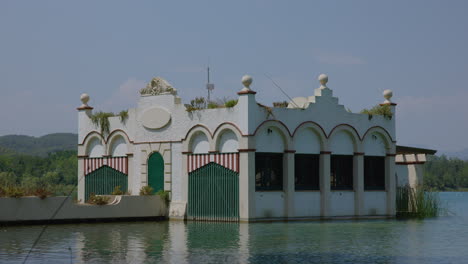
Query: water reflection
[[2, 193, 468, 263]]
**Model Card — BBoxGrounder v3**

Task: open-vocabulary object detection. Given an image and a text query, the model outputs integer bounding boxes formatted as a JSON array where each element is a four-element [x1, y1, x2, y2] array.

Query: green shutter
[[85, 166, 128, 201], [188, 162, 239, 222], [148, 152, 164, 193]]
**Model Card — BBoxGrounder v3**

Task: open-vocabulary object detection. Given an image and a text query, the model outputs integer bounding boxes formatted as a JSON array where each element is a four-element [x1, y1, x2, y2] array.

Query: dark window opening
[[255, 153, 283, 191], [295, 154, 320, 190], [364, 156, 385, 190], [330, 155, 353, 190]]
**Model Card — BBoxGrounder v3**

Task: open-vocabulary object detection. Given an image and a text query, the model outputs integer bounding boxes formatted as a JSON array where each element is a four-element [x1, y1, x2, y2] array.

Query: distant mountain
[[442, 148, 468, 161], [0, 133, 77, 157]]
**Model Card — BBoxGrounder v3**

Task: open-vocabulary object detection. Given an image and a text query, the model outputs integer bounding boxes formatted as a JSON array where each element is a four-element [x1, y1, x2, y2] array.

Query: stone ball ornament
[[241, 75, 253, 89], [78, 93, 92, 109], [383, 89, 393, 101], [80, 93, 90, 105], [318, 74, 328, 85]]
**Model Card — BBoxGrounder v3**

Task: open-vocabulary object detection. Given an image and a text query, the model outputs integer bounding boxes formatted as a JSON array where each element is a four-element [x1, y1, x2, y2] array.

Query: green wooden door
[[85, 166, 128, 201], [148, 152, 164, 193], [188, 162, 239, 222]]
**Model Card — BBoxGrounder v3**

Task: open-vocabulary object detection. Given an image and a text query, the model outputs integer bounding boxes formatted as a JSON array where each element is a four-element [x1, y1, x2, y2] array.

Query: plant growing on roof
[[118, 110, 128, 123], [272, 101, 289, 108], [90, 111, 114, 135], [224, 99, 238, 108], [360, 104, 392, 120], [90, 110, 129, 135]]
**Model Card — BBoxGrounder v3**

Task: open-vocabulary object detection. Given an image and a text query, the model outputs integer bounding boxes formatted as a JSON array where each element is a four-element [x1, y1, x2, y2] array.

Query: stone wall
[[0, 195, 167, 223]]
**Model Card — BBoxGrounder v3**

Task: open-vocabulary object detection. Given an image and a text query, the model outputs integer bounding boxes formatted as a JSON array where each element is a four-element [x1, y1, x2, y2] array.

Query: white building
[[77, 74, 405, 222]]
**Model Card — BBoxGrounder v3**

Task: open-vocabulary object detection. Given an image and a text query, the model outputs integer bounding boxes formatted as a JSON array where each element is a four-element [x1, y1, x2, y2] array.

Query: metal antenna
[[206, 64, 215, 102], [264, 73, 299, 108]]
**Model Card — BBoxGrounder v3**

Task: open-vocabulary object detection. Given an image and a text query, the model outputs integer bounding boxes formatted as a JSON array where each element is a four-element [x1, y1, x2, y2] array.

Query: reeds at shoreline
[[396, 186, 444, 218]]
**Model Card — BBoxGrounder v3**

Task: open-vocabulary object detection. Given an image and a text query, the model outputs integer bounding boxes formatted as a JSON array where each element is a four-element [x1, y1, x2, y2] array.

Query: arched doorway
[[148, 152, 164, 193]]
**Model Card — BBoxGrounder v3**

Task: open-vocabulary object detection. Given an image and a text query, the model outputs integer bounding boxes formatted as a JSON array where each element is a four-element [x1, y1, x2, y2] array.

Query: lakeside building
[[77, 74, 429, 222]]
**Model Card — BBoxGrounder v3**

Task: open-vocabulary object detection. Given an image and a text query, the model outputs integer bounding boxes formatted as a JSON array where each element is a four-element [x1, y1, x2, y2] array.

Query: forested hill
[[0, 133, 77, 157]]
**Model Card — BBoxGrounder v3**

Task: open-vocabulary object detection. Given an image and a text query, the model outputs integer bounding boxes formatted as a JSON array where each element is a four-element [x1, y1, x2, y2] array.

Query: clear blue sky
[[1, 0, 467, 152]]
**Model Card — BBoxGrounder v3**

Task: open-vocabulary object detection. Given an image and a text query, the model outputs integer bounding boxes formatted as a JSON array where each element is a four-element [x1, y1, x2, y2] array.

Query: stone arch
[[107, 130, 131, 157], [213, 123, 242, 153], [254, 121, 291, 152], [83, 131, 105, 157], [328, 124, 360, 154], [184, 125, 212, 154], [292, 122, 327, 153], [362, 126, 394, 156]]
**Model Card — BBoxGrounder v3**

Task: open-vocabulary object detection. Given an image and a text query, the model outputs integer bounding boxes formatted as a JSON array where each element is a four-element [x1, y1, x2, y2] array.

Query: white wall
[[294, 192, 320, 217], [329, 131, 354, 155], [191, 132, 209, 154], [171, 143, 183, 201], [87, 138, 104, 157], [110, 136, 128, 157], [363, 192, 387, 215], [294, 129, 320, 154], [329, 192, 354, 216], [255, 192, 284, 218], [218, 130, 239, 153], [364, 133, 386, 156], [256, 127, 285, 152]]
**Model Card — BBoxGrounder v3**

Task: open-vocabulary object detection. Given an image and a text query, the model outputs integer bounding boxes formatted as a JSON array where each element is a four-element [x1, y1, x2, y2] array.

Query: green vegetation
[[0, 133, 77, 157], [118, 110, 129, 123], [273, 101, 289, 108], [185, 97, 238, 112], [112, 185, 124, 195], [156, 190, 170, 204], [90, 110, 129, 135], [88, 193, 110, 205], [139, 185, 154, 195], [0, 150, 77, 198], [90, 111, 114, 136], [396, 186, 443, 218], [424, 155, 468, 191], [224, 99, 238, 108], [360, 104, 392, 120]]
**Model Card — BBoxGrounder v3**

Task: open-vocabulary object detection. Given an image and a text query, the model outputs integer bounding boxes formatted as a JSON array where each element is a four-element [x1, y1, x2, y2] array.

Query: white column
[[239, 150, 256, 221], [284, 151, 295, 218], [353, 153, 364, 215], [386, 154, 396, 215], [77, 102, 93, 204], [320, 152, 331, 217], [77, 156, 86, 203], [126, 153, 134, 195]]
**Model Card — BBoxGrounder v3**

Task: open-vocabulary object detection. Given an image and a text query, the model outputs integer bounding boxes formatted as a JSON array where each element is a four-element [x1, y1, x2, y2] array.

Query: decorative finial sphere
[[80, 93, 90, 104], [241, 75, 253, 88], [318, 74, 328, 85], [383, 89, 393, 100]]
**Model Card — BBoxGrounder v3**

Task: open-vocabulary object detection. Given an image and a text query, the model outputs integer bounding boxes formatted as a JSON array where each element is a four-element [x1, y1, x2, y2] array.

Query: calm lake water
[[1, 192, 468, 264]]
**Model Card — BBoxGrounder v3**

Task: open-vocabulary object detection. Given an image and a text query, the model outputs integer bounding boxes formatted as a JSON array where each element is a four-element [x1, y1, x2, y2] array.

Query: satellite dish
[[287, 97, 310, 109]]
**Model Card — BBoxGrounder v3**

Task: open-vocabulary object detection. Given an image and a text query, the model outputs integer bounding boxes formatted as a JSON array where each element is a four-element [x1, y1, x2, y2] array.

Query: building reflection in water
[[70, 220, 405, 263]]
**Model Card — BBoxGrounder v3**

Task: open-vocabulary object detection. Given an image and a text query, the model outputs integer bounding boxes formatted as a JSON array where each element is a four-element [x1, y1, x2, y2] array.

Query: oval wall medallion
[[141, 107, 171, 129]]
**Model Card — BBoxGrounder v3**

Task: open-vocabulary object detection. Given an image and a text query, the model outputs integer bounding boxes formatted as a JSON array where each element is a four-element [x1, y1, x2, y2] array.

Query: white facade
[[77, 74, 399, 221]]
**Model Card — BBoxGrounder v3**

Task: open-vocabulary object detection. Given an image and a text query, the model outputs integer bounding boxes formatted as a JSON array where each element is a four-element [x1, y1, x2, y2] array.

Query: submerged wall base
[[0, 195, 167, 224]]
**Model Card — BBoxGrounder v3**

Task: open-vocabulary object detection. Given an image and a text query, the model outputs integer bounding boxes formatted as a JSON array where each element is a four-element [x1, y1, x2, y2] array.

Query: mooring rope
[[22, 173, 85, 264]]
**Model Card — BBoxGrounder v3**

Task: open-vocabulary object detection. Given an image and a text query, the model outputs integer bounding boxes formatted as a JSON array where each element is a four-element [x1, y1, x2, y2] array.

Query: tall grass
[[396, 186, 444, 218]]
